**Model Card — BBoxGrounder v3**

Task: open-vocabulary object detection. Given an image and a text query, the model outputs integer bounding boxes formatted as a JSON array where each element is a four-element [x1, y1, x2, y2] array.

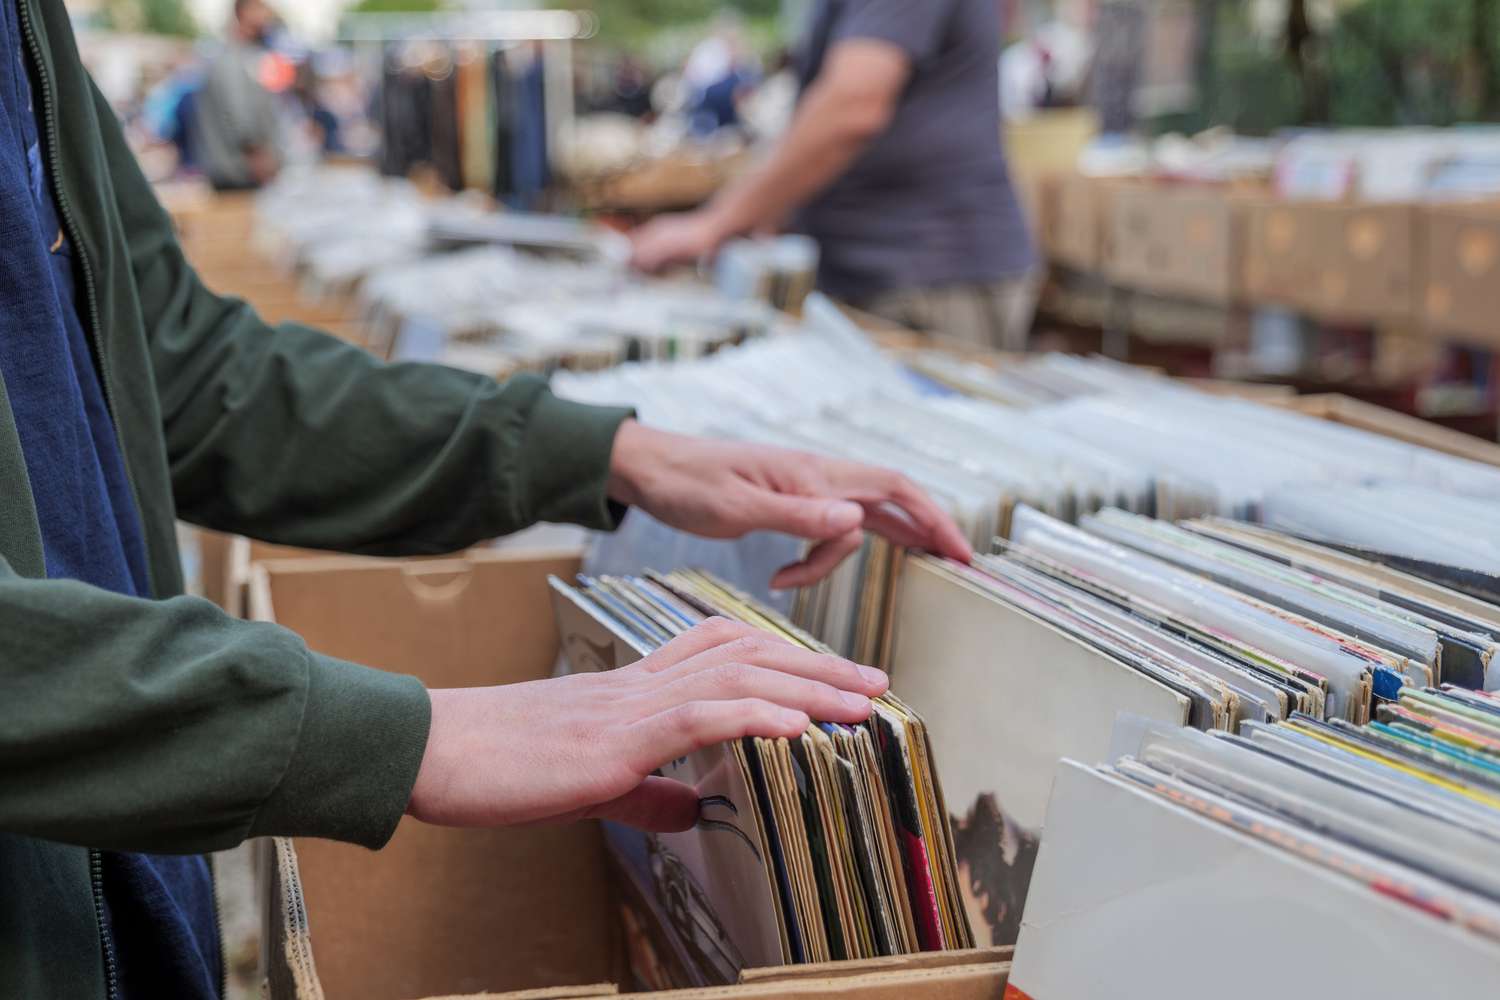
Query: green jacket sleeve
[[0, 556, 430, 853], [92, 81, 633, 556]]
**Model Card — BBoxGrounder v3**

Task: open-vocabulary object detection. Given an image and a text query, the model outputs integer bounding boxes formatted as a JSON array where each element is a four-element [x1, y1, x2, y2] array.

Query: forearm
[[166, 331, 633, 554], [705, 81, 891, 239], [0, 560, 429, 853]]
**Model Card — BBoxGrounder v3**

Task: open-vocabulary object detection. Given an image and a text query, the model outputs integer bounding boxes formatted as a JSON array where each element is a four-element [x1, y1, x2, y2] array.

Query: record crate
[[248, 549, 1010, 1000]]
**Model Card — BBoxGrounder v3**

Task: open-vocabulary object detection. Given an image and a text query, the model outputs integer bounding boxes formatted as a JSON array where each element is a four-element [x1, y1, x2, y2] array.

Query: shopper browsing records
[[193, 0, 284, 190], [0, 6, 972, 999], [631, 0, 1036, 351]]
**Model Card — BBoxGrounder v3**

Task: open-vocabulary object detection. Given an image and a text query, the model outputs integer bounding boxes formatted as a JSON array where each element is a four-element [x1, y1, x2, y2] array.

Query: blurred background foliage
[[1191, 0, 1500, 133], [98, 0, 198, 37], [86, 0, 1500, 130]]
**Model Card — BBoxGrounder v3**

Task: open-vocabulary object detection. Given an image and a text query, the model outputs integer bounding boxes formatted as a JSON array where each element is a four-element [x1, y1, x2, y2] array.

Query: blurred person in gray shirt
[[631, 0, 1036, 351], [193, 0, 283, 191]]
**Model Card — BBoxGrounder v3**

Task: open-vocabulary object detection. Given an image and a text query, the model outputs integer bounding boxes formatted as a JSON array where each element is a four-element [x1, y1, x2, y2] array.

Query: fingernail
[[840, 691, 872, 713], [782, 709, 810, 728], [824, 501, 862, 534], [858, 665, 888, 689]]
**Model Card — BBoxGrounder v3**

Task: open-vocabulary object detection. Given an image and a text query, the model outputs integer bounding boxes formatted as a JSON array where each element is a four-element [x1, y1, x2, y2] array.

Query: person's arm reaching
[[607, 421, 972, 588], [92, 77, 971, 573], [0, 558, 888, 849], [631, 39, 911, 272]]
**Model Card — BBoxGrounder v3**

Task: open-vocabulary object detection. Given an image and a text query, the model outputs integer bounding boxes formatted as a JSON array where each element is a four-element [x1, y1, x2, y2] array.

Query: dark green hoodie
[[0, 2, 631, 996]]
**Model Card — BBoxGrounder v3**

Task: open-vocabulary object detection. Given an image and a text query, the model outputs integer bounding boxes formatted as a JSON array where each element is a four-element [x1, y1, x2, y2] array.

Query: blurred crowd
[[100, 0, 372, 187]]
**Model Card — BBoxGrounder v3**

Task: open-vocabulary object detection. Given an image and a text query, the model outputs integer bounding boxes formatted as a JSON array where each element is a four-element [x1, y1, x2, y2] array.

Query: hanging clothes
[[378, 43, 463, 190], [456, 45, 494, 192], [490, 47, 515, 200], [509, 45, 549, 209], [428, 61, 463, 190], [377, 48, 433, 179]]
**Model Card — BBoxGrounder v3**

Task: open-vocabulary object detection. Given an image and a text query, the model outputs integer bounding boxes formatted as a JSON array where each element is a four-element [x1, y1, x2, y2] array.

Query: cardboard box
[[1105, 183, 1245, 305], [1044, 173, 1114, 273], [195, 531, 359, 616], [1243, 199, 1417, 324], [252, 550, 622, 1000], [253, 552, 1011, 1000], [1422, 201, 1500, 348], [574, 152, 750, 213]]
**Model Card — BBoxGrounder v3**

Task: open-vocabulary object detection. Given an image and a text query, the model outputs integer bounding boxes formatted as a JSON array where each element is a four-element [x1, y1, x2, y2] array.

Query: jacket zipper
[[15, 0, 147, 569], [16, 3, 129, 998], [87, 849, 122, 1000], [210, 858, 229, 999]]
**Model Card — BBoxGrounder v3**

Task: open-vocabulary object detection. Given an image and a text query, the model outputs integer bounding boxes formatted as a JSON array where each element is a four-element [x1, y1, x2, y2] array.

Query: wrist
[[606, 418, 651, 509], [408, 688, 459, 823], [702, 197, 749, 248]]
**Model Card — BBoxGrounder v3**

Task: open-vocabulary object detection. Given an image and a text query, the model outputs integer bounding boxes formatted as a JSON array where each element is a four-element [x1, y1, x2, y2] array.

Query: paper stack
[[549, 569, 973, 989]]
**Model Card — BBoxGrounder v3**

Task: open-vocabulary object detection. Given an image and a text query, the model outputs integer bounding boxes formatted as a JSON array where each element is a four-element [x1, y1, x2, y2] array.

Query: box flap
[[259, 552, 624, 1000]]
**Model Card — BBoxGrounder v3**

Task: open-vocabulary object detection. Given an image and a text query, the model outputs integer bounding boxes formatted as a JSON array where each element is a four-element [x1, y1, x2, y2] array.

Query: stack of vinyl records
[[250, 166, 778, 375], [885, 505, 1500, 951], [558, 299, 1500, 663], [1261, 483, 1500, 604], [363, 245, 774, 375], [1009, 693, 1500, 999], [548, 569, 973, 989]]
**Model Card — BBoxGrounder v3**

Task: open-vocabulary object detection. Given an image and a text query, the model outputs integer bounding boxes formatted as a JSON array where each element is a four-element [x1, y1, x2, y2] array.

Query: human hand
[[629, 209, 729, 273], [407, 618, 889, 832], [607, 420, 973, 589]]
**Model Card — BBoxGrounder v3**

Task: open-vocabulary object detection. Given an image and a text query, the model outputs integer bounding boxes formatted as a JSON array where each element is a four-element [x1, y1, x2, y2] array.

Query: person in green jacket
[[0, 2, 971, 997]]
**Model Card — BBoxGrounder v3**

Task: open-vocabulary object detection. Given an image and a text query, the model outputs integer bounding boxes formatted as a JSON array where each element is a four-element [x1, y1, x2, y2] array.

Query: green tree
[[1188, 0, 1500, 132], [345, 0, 449, 13], [1325, 0, 1480, 125], [581, 0, 782, 49], [101, 0, 197, 37]]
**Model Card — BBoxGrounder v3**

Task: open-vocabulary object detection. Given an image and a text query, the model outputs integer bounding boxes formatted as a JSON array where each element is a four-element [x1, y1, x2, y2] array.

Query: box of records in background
[[1039, 172, 1117, 273], [1241, 198, 1418, 325], [1424, 199, 1500, 348], [1104, 181, 1249, 306]]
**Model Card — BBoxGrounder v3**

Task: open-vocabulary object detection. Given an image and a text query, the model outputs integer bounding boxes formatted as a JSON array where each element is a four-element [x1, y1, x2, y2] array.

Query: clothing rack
[[339, 10, 587, 200]]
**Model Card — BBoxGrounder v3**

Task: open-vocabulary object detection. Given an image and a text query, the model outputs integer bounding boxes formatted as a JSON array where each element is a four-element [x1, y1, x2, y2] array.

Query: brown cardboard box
[[260, 833, 1010, 1000], [1243, 199, 1417, 324], [1044, 173, 1113, 272], [254, 553, 1011, 1000], [195, 530, 350, 616], [252, 550, 622, 1000], [574, 152, 750, 213], [1105, 183, 1245, 304], [1423, 201, 1500, 347]]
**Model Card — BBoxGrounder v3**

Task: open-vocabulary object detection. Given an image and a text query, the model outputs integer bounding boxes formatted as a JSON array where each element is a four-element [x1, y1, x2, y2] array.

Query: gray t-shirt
[[792, 0, 1034, 303]]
